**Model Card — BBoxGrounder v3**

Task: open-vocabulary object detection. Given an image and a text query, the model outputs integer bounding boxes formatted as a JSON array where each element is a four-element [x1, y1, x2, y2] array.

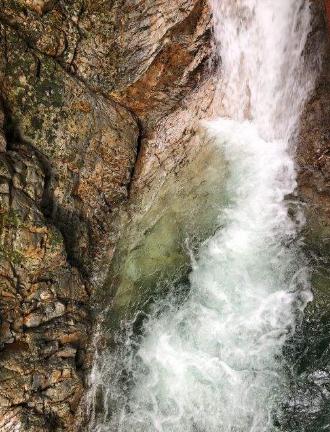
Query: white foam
[[89, 1, 318, 431]]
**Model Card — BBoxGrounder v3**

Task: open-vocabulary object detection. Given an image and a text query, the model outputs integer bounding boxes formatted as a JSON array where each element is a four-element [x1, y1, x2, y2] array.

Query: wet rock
[[297, 36, 330, 259]]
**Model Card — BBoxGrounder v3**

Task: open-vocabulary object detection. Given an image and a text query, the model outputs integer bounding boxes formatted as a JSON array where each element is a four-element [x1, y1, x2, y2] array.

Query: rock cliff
[[0, 0, 328, 430], [0, 0, 213, 429]]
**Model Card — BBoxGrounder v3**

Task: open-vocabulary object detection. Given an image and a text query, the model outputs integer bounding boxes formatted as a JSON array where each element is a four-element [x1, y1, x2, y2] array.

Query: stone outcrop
[[0, 107, 90, 430], [0, 0, 214, 430], [0, 0, 329, 430]]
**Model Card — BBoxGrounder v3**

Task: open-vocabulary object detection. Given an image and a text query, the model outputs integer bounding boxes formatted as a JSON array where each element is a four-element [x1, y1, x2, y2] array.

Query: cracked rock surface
[[0, 113, 89, 430], [0, 0, 213, 430]]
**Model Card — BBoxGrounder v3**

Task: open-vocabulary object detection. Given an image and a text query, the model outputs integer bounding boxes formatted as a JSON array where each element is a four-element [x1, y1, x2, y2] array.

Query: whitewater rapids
[[89, 1, 319, 431]]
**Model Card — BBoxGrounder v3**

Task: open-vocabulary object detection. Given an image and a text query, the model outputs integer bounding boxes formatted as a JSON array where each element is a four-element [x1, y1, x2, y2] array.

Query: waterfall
[[210, 0, 314, 139], [89, 1, 319, 431]]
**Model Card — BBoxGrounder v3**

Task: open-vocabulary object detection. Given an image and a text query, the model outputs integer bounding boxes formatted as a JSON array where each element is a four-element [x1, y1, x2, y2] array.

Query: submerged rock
[[102, 132, 228, 326]]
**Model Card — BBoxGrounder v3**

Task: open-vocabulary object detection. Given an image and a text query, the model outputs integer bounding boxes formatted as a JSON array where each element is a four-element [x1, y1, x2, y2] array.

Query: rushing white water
[[211, 0, 314, 140], [89, 1, 319, 431]]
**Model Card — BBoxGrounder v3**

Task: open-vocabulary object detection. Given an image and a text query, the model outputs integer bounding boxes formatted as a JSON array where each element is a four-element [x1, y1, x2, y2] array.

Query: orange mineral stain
[[326, 0, 330, 32]]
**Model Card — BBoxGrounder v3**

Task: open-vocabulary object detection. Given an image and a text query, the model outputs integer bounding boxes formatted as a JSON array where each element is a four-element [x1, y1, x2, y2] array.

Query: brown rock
[[21, 0, 52, 15], [24, 313, 42, 328], [56, 346, 77, 358]]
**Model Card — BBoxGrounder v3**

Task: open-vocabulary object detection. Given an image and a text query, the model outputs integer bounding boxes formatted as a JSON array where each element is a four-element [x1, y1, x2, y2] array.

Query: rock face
[[0, 0, 329, 430], [0, 110, 90, 430], [0, 0, 214, 430], [326, 0, 330, 28], [298, 48, 330, 258]]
